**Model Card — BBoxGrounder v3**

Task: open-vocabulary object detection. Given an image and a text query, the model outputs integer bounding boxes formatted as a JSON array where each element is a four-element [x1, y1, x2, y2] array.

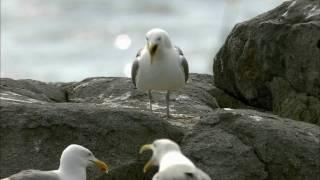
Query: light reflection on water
[[1, 0, 284, 82], [114, 34, 131, 50]]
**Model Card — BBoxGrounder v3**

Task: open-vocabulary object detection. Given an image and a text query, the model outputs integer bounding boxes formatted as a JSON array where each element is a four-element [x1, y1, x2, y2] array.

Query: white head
[[139, 139, 181, 173], [59, 144, 109, 174], [145, 28, 172, 63]]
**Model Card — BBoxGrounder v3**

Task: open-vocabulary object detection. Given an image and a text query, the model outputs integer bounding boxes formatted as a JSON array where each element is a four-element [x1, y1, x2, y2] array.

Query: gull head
[[139, 139, 180, 173], [59, 144, 109, 173], [145, 28, 172, 63]]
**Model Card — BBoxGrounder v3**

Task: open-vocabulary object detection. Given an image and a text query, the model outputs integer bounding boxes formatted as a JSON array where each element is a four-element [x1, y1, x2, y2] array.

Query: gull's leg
[[166, 90, 170, 117], [148, 90, 153, 112]]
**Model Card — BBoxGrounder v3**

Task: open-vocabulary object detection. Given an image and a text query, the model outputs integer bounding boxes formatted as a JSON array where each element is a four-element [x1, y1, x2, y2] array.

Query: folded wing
[[6, 170, 59, 180], [175, 46, 189, 83], [131, 48, 142, 87]]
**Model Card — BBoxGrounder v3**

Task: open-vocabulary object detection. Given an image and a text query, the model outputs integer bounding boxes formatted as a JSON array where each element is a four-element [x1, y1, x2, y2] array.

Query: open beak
[[139, 144, 155, 173], [91, 159, 109, 173], [148, 43, 158, 64]]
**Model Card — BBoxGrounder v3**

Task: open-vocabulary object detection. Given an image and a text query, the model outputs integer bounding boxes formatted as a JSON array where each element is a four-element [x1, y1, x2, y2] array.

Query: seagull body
[[132, 28, 189, 117], [153, 166, 211, 180], [140, 139, 211, 180], [1, 144, 108, 180], [158, 151, 195, 172], [135, 47, 185, 90]]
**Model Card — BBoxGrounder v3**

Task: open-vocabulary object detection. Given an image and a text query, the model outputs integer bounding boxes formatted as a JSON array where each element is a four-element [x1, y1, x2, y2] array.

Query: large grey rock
[[1, 75, 319, 180], [182, 109, 320, 180], [0, 74, 222, 179], [0, 101, 183, 180], [213, 0, 320, 124]]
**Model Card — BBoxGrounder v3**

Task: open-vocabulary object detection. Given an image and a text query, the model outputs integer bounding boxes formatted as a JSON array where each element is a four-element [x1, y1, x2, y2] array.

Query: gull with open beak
[[139, 139, 211, 180], [1, 144, 109, 180], [131, 28, 189, 117]]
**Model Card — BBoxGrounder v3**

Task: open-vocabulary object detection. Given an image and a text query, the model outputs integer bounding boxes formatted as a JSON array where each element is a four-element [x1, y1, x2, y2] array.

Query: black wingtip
[[136, 48, 143, 57], [185, 172, 194, 178], [175, 46, 184, 55]]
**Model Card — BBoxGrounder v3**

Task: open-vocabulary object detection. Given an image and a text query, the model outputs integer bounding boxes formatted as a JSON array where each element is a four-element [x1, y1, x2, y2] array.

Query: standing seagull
[[139, 139, 211, 180], [1, 144, 109, 180], [131, 28, 189, 117]]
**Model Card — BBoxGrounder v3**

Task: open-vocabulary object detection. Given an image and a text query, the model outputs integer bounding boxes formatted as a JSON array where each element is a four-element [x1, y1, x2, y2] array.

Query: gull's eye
[[157, 37, 161, 41], [146, 37, 149, 41], [88, 152, 92, 156]]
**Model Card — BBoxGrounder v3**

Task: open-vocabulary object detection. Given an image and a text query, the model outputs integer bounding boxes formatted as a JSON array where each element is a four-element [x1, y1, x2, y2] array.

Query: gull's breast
[[136, 51, 185, 90]]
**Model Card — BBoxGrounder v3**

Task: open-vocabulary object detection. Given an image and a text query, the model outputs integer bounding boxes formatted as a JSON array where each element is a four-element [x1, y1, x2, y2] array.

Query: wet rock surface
[[213, 0, 320, 125]]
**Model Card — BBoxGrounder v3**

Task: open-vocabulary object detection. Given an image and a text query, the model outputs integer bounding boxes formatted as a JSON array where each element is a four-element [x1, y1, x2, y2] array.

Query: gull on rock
[[131, 28, 189, 117], [1, 144, 109, 180], [140, 139, 211, 180]]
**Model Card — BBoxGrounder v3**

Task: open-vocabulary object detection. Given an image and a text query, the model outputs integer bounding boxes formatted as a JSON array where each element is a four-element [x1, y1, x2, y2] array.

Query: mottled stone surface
[[183, 109, 320, 180], [0, 101, 183, 180], [213, 0, 320, 124], [63, 74, 221, 128], [0, 78, 66, 103], [1, 74, 320, 180]]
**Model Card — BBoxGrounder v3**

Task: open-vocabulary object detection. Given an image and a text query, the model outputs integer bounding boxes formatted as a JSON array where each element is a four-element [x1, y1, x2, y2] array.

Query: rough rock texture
[[0, 78, 67, 102], [0, 74, 221, 179], [63, 74, 223, 128], [213, 0, 320, 125], [1, 74, 320, 180], [0, 101, 183, 180], [183, 109, 320, 180]]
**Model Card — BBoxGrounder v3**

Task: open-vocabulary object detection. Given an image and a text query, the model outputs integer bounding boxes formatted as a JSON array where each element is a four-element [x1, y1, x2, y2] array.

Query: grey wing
[[180, 56, 189, 83], [7, 170, 59, 180], [131, 48, 142, 87], [175, 46, 189, 82], [152, 167, 211, 180]]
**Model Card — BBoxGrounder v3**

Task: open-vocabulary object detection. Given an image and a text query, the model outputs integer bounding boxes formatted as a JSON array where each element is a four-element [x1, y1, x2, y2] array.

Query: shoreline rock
[[183, 109, 320, 180], [1, 74, 319, 180], [213, 0, 320, 125]]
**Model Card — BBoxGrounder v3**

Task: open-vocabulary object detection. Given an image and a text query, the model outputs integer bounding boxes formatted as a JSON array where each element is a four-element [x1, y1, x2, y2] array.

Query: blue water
[[1, 0, 284, 82]]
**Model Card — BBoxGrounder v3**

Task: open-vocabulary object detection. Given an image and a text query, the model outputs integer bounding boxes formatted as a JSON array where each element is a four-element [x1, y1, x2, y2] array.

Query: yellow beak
[[93, 159, 109, 173], [148, 43, 158, 64], [139, 144, 155, 173]]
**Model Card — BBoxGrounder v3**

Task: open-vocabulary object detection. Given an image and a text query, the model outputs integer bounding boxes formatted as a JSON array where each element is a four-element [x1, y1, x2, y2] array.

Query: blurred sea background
[[1, 0, 285, 82]]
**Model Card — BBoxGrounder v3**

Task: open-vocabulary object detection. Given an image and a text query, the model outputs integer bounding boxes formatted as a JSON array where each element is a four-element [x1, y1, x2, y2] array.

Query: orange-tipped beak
[[139, 144, 155, 173], [93, 159, 109, 173]]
